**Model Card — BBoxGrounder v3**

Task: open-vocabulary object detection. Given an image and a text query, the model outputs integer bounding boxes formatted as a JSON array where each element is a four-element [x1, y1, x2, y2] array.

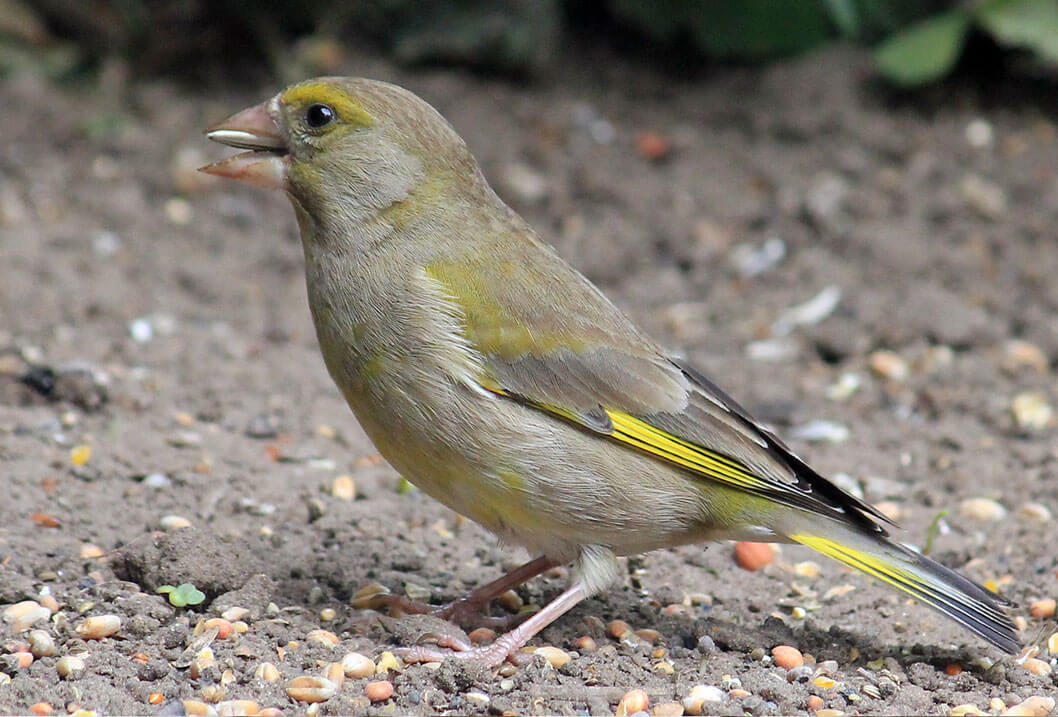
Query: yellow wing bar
[[604, 409, 771, 494]]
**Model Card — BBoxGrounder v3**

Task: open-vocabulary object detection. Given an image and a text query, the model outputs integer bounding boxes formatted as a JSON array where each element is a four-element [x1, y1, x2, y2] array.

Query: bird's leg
[[362, 555, 556, 630], [396, 581, 588, 667]]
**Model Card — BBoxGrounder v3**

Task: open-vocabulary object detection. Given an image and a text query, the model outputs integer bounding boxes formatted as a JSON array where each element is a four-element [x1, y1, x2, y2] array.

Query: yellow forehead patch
[[281, 83, 376, 128]]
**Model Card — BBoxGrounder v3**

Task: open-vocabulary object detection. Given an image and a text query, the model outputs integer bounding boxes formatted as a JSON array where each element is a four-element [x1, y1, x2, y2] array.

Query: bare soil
[[1, 47, 1056, 716]]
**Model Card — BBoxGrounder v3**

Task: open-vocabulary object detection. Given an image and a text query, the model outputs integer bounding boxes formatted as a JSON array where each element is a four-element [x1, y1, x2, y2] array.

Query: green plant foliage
[[873, 8, 970, 87], [157, 583, 206, 608], [976, 0, 1058, 63], [612, 0, 836, 59]]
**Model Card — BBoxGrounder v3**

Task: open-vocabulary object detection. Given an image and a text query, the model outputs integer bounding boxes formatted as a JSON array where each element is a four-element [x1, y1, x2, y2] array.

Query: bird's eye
[[305, 103, 336, 129]]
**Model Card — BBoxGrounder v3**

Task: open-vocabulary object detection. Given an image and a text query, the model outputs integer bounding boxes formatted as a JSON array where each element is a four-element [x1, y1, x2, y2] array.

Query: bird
[[201, 76, 1019, 665]]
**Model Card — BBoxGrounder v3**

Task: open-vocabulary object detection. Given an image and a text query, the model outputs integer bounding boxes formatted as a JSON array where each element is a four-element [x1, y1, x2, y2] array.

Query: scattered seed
[[575, 636, 597, 652], [789, 420, 849, 443], [495, 589, 523, 613], [190, 647, 216, 679], [636, 131, 672, 162], [534, 645, 571, 668], [825, 373, 861, 401], [319, 607, 336, 622], [959, 498, 1006, 522], [159, 515, 193, 531], [254, 662, 280, 682], [3, 601, 51, 632], [13, 651, 33, 668], [220, 607, 249, 622], [869, 350, 908, 381], [200, 685, 226, 703], [38, 594, 58, 614], [1002, 340, 1048, 374], [1030, 599, 1056, 619], [258, 710, 282, 717], [1047, 632, 1058, 655], [990, 699, 1007, 713], [806, 695, 824, 710], [468, 627, 495, 645], [617, 689, 649, 716], [813, 676, 838, 689], [734, 541, 774, 571], [1023, 658, 1051, 676], [216, 701, 259, 717], [950, 705, 985, 716], [27, 630, 54, 658], [814, 710, 845, 717], [323, 661, 344, 689], [29, 703, 52, 716], [306, 629, 339, 646], [944, 663, 963, 676], [286, 675, 336, 703], [772, 645, 804, 670], [181, 700, 215, 717], [70, 445, 92, 466], [331, 475, 355, 501], [351, 582, 390, 609], [202, 618, 234, 640], [1019, 503, 1052, 522], [651, 701, 684, 716], [466, 691, 490, 708], [147, 694, 164, 705], [1001, 696, 1056, 716], [341, 652, 375, 678], [375, 651, 401, 673], [729, 689, 751, 699], [75, 614, 120, 640], [793, 561, 821, 578], [365, 680, 394, 703], [1012, 392, 1053, 431], [56, 655, 85, 679], [607, 619, 631, 639]]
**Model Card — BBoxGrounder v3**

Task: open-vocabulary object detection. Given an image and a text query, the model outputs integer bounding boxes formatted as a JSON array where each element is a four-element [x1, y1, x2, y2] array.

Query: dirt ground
[[1, 46, 1056, 716]]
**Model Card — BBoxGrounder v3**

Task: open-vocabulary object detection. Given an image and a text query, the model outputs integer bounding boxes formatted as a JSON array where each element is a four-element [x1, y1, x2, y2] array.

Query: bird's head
[[202, 77, 480, 230]]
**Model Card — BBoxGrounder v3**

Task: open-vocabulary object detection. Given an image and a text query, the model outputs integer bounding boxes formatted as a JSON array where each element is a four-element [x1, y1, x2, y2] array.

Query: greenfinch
[[202, 77, 1018, 664]]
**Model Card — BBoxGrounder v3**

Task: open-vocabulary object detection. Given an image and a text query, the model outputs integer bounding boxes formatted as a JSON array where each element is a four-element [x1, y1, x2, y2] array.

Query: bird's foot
[[394, 631, 531, 668]]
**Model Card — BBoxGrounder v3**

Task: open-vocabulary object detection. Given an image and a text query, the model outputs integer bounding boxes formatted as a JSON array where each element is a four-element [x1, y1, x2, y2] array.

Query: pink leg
[[397, 581, 588, 667], [364, 555, 557, 629]]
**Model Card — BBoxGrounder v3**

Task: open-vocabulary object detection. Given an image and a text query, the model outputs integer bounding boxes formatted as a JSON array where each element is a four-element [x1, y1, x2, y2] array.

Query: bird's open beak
[[199, 101, 288, 189]]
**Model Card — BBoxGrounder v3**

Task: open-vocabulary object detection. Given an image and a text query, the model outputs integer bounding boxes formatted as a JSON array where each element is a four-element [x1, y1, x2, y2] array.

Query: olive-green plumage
[[203, 77, 1018, 662]]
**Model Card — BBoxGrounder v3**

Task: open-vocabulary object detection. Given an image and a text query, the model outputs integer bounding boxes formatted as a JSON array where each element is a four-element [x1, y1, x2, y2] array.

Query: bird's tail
[[790, 528, 1019, 653]]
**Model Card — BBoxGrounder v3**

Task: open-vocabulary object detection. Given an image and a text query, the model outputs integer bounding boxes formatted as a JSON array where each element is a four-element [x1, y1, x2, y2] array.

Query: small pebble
[[28, 630, 55, 657], [1012, 392, 1054, 430], [607, 619, 631, 639], [617, 689, 649, 716], [787, 665, 813, 683], [341, 652, 375, 678], [75, 614, 121, 640], [869, 350, 909, 381], [872, 501, 903, 521], [733, 541, 774, 571], [200, 685, 226, 703], [56, 655, 86, 679], [575, 635, 597, 652], [190, 648, 216, 679], [254, 663, 280, 682], [496, 589, 523, 612], [159, 515, 193, 531], [534, 645, 571, 668], [365, 680, 394, 703], [960, 174, 1007, 217], [1001, 696, 1055, 716], [331, 475, 355, 501], [789, 420, 849, 443], [1030, 599, 1056, 619], [351, 582, 389, 608], [959, 497, 1006, 521], [772, 645, 804, 670], [306, 629, 339, 646], [824, 373, 861, 401], [286, 676, 336, 703], [965, 118, 994, 148]]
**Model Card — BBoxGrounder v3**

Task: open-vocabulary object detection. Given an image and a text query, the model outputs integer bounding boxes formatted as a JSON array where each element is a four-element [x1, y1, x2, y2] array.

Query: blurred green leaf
[[824, 0, 861, 37], [873, 8, 970, 87], [976, 0, 1058, 63]]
